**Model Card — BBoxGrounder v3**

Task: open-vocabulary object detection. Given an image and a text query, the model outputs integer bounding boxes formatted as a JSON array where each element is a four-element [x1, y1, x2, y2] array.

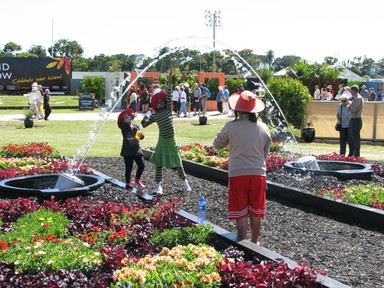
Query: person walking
[[360, 85, 369, 100], [336, 94, 352, 156], [126, 87, 138, 116], [28, 82, 43, 120], [223, 85, 230, 114], [43, 89, 52, 120], [141, 91, 191, 195], [192, 83, 201, 116], [179, 86, 187, 117], [216, 86, 224, 113], [199, 83, 208, 115], [368, 87, 376, 101], [213, 90, 271, 244], [171, 85, 181, 116], [348, 85, 364, 157], [313, 85, 321, 100], [117, 108, 145, 189]]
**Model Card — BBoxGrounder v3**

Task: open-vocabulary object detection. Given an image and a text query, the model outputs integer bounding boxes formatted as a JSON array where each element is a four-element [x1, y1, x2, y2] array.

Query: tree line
[[2, 39, 384, 78]]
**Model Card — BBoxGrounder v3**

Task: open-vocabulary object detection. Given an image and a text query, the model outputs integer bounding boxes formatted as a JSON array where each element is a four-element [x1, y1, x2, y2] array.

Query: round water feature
[[0, 174, 105, 198], [284, 157, 373, 181]]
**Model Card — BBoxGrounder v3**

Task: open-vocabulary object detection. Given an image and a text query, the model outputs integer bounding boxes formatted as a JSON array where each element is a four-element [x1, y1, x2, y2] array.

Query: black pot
[[301, 127, 315, 143], [199, 116, 207, 125], [24, 119, 34, 128]]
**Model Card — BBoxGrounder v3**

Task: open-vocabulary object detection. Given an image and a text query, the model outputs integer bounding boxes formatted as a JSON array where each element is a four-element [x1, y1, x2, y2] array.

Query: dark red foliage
[[0, 194, 320, 287], [371, 162, 384, 177], [266, 153, 295, 173], [317, 153, 368, 163], [0, 198, 41, 232], [220, 246, 319, 287]]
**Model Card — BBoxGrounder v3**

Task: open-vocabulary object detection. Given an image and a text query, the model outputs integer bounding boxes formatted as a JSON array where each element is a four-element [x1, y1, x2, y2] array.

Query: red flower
[[0, 240, 8, 251]]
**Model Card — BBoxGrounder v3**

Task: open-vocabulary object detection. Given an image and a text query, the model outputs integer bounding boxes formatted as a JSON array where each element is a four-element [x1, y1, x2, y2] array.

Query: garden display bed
[[142, 149, 384, 230], [1, 143, 383, 287], [80, 169, 350, 288]]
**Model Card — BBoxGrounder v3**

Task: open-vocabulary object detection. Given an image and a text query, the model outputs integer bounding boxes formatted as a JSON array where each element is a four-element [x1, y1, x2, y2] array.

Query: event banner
[[0, 57, 71, 93]]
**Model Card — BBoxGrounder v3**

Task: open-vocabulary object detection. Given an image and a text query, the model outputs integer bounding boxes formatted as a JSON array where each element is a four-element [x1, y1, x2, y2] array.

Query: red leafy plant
[[0, 197, 321, 287], [0, 142, 91, 181], [0, 142, 60, 158], [0, 142, 322, 287]]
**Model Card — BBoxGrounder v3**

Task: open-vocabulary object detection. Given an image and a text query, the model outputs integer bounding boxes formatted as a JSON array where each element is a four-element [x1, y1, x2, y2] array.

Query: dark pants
[[123, 155, 145, 183], [44, 104, 51, 120], [192, 99, 200, 112], [172, 100, 179, 114], [339, 127, 351, 156], [348, 118, 362, 157], [216, 101, 223, 113]]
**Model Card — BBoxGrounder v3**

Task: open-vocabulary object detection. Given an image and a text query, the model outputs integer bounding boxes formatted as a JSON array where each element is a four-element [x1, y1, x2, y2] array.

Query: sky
[[2, 0, 384, 64]]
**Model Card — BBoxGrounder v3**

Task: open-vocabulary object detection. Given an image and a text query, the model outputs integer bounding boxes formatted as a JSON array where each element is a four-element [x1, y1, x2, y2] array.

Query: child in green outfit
[[141, 91, 191, 195]]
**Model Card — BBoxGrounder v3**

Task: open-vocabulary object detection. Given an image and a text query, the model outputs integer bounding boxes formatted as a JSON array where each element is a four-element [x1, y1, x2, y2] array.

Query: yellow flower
[[34, 250, 46, 256]]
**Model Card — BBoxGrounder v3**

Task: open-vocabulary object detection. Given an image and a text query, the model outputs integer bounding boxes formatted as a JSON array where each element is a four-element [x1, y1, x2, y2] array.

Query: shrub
[[263, 77, 312, 129]]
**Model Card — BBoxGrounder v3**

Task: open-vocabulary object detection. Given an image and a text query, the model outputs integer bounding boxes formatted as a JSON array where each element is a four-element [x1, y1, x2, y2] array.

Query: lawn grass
[[0, 95, 80, 107], [1, 116, 383, 162], [1, 93, 383, 163], [0, 118, 230, 158]]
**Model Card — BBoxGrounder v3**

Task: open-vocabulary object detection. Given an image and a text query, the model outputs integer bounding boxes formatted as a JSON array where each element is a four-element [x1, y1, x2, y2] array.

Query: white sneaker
[[183, 180, 192, 192], [156, 182, 163, 195]]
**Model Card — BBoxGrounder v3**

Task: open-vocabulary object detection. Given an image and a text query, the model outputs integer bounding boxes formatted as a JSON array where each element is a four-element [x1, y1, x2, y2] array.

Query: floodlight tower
[[204, 10, 221, 72]]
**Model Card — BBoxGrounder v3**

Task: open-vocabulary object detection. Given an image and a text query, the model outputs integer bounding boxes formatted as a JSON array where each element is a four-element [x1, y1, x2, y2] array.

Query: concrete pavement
[[0, 109, 235, 122]]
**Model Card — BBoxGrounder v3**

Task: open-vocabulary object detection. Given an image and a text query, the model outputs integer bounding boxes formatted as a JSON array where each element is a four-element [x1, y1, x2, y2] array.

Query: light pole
[[205, 10, 221, 72]]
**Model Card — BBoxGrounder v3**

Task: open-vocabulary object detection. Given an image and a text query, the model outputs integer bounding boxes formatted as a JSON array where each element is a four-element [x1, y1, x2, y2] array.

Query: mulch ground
[[83, 157, 384, 288]]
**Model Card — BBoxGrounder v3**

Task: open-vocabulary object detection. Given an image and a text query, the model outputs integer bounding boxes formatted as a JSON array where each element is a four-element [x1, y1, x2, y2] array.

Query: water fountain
[[0, 36, 371, 197], [284, 155, 373, 181], [0, 174, 105, 198]]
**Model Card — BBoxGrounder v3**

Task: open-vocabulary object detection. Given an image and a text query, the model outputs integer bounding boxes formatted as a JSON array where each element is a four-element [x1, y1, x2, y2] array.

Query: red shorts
[[228, 175, 266, 220]]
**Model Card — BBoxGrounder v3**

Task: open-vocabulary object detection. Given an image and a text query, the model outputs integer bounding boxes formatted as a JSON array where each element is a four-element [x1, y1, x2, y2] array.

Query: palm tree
[[265, 50, 275, 70]]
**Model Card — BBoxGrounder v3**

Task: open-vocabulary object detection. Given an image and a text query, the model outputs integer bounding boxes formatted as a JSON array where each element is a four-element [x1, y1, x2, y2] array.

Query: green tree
[[265, 50, 275, 70], [345, 56, 375, 77], [290, 61, 342, 96], [2, 42, 22, 56], [27, 45, 47, 58], [324, 56, 338, 65], [273, 55, 302, 72], [49, 39, 84, 58]]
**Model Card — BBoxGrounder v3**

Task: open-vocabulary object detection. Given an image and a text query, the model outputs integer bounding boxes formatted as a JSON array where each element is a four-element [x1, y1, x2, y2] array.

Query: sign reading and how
[[0, 57, 72, 93]]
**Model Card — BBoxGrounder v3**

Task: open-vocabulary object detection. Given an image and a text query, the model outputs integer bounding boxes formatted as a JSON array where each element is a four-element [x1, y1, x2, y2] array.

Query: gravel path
[[84, 157, 384, 288]]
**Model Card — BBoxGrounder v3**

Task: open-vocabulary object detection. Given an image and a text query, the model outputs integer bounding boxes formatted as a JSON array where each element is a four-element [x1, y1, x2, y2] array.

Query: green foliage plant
[[149, 224, 214, 248], [81, 76, 105, 100], [24, 109, 33, 120], [343, 185, 384, 207], [0, 208, 102, 273], [265, 77, 312, 129]]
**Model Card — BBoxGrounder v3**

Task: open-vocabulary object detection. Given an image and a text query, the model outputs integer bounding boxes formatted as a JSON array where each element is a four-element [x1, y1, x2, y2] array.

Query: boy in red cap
[[117, 108, 145, 189], [141, 90, 191, 195]]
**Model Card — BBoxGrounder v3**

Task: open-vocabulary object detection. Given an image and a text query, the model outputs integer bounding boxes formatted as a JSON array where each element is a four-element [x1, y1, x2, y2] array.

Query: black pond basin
[[0, 174, 105, 198], [284, 159, 373, 181]]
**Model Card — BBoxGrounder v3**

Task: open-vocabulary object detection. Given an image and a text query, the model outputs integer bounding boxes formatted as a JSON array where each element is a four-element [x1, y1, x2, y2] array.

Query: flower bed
[[0, 197, 322, 287], [0, 142, 330, 287], [179, 143, 384, 210]]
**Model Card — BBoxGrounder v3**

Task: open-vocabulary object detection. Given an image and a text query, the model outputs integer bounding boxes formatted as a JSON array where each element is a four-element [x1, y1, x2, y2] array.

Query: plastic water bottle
[[144, 109, 152, 118], [197, 195, 206, 224]]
